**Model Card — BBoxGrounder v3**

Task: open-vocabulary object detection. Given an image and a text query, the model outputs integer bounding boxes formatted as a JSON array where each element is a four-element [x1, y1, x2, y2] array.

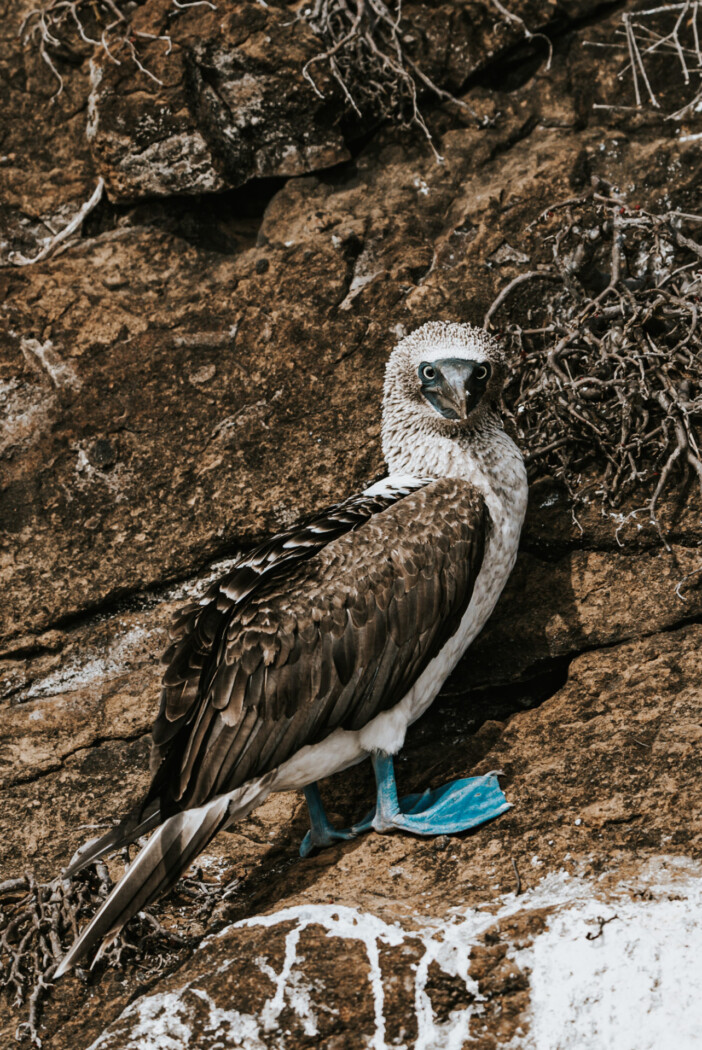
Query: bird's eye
[[419, 363, 436, 383], [475, 364, 490, 381]]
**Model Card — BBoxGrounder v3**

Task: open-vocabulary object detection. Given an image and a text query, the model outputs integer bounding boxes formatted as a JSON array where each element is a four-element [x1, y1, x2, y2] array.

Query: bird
[[54, 320, 528, 977]]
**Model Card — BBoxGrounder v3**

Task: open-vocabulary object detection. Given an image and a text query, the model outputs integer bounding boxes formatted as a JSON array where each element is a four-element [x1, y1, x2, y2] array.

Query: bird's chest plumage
[[397, 471, 525, 724], [387, 419, 527, 646], [463, 442, 529, 647], [356, 430, 528, 752]]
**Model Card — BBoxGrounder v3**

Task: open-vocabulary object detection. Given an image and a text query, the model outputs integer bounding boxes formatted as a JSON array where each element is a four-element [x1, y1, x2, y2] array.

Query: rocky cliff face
[[1, 0, 701, 1047]]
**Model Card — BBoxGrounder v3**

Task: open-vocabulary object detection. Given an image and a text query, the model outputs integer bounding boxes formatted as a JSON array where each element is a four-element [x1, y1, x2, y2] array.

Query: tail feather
[[62, 806, 162, 879], [55, 778, 271, 977]]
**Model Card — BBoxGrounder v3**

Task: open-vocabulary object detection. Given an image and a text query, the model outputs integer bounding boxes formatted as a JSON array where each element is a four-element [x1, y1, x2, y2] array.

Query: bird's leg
[[352, 751, 511, 837], [299, 783, 358, 858], [367, 752, 403, 830]]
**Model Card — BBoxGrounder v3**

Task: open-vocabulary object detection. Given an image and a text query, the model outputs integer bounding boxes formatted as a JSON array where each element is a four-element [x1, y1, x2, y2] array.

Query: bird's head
[[383, 322, 506, 434]]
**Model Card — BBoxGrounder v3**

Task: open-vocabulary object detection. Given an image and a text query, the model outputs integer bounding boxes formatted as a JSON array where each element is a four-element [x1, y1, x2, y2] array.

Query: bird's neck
[[382, 407, 527, 521]]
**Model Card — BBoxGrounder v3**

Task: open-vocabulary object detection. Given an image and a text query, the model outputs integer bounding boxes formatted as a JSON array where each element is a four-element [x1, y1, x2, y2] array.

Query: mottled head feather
[[391, 321, 505, 367], [381, 322, 509, 477]]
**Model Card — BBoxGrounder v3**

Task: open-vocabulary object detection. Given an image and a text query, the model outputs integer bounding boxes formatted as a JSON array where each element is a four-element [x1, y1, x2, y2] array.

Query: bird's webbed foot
[[351, 752, 511, 837], [299, 783, 358, 858]]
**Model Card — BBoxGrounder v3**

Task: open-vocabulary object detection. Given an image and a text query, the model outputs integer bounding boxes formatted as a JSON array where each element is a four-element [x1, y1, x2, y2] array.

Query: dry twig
[[511, 856, 523, 896], [1, 863, 217, 1046], [487, 187, 702, 543], [8, 179, 105, 267], [19, 0, 177, 99], [588, 3, 702, 119], [489, 0, 553, 69], [585, 913, 619, 940]]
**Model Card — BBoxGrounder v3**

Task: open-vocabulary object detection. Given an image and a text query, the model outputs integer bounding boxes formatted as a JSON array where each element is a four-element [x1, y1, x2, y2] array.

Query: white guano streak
[[87, 856, 702, 1050]]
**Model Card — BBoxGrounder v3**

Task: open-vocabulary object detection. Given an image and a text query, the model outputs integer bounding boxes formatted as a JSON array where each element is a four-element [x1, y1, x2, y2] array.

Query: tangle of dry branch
[[0, 861, 220, 1046], [487, 186, 702, 557], [19, 0, 177, 99], [298, 0, 550, 154], [298, 0, 479, 156], [587, 3, 702, 120]]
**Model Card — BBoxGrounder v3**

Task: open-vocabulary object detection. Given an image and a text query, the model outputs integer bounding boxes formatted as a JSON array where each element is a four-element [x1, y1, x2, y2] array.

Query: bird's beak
[[436, 360, 482, 421]]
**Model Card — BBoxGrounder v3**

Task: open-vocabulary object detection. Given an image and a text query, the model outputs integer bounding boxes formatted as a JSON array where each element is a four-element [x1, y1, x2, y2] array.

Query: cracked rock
[[87, 0, 350, 201]]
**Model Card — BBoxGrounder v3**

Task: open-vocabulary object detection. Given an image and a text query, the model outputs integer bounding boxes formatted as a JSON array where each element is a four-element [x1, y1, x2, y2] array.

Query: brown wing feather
[[150, 482, 428, 770], [148, 477, 488, 814]]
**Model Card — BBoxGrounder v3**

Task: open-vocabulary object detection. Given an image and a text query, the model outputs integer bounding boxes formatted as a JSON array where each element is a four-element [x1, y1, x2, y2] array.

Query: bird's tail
[[54, 776, 272, 978]]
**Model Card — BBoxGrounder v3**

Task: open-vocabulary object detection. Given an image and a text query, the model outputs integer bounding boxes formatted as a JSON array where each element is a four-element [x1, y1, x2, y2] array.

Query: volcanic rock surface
[[1, 0, 701, 1047]]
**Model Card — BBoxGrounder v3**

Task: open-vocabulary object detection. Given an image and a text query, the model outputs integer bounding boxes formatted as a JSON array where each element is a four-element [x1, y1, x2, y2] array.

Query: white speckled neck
[[382, 403, 526, 526], [380, 320, 525, 521]]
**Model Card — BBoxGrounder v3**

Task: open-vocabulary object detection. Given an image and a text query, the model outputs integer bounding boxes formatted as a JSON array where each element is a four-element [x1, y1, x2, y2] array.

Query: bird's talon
[[299, 826, 357, 858]]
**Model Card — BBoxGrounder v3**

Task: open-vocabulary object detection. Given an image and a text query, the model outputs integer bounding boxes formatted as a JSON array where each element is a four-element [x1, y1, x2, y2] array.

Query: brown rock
[[88, 0, 351, 201], [466, 544, 702, 685], [7, 624, 698, 1049], [5, 116, 700, 645]]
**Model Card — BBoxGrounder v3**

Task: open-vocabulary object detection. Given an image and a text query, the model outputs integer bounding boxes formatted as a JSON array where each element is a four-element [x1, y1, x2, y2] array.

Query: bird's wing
[[150, 477, 433, 773], [150, 475, 489, 812]]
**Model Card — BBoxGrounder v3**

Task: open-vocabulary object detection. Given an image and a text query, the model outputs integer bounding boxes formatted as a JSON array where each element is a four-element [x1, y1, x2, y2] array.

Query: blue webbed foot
[[299, 783, 358, 858], [352, 753, 511, 838]]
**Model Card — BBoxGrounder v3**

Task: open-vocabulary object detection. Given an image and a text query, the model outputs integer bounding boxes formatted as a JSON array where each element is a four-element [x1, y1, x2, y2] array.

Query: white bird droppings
[[514, 862, 702, 1050], [88, 857, 702, 1050]]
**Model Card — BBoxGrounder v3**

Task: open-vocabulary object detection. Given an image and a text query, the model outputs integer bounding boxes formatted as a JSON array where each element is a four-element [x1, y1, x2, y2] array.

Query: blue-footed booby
[[55, 321, 527, 976]]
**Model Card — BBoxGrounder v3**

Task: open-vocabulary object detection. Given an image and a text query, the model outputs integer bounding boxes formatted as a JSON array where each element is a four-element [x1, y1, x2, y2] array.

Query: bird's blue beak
[[419, 358, 487, 421]]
